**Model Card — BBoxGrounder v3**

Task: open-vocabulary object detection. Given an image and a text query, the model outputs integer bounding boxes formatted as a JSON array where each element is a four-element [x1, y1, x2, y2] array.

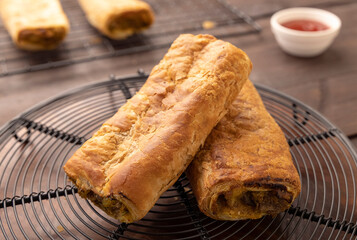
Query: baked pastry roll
[[187, 80, 301, 220], [63, 34, 252, 223], [77, 0, 154, 40], [0, 0, 70, 51]]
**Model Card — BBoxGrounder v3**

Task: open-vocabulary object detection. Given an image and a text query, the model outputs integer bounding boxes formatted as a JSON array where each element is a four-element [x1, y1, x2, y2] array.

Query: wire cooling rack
[[0, 74, 357, 239], [0, 0, 260, 78]]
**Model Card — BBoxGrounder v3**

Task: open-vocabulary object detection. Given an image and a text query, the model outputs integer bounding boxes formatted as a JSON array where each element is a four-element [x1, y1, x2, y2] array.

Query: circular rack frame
[[0, 74, 356, 239]]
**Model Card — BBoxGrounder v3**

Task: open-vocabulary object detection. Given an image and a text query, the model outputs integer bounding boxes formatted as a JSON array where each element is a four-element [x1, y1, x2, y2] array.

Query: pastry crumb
[[57, 225, 64, 232], [89, 36, 103, 45], [202, 21, 216, 29]]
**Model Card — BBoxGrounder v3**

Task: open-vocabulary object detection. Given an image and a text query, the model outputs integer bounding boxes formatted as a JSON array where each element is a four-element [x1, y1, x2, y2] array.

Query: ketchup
[[281, 19, 329, 32]]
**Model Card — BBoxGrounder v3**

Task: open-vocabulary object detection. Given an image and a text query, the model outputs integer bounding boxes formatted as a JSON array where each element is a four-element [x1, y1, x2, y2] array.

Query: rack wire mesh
[[0, 0, 260, 78], [0, 74, 356, 239]]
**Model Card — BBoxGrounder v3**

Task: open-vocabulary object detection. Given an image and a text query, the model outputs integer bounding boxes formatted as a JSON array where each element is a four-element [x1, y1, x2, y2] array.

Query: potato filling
[[108, 10, 152, 32], [84, 190, 130, 221], [216, 188, 293, 217], [19, 27, 66, 48]]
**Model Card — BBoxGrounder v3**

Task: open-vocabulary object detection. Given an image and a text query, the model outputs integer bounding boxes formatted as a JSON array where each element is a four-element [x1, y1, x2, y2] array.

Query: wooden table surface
[[0, 0, 356, 239], [0, 0, 356, 150]]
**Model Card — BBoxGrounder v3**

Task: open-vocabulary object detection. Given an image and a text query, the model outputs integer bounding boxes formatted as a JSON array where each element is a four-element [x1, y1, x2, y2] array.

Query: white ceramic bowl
[[270, 8, 341, 57]]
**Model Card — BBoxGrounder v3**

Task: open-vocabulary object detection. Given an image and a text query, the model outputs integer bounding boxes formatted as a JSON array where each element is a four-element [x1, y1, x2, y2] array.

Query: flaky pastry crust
[[187, 80, 301, 220], [63, 34, 252, 222], [78, 0, 154, 40], [0, 0, 69, 51]]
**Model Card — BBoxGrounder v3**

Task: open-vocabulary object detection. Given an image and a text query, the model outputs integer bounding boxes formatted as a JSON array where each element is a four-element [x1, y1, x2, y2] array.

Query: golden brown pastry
[[0, 0, 70, 51], [77, 0, 154, 40], [63, 34, 252, 223], [187, 80, 301, 220]]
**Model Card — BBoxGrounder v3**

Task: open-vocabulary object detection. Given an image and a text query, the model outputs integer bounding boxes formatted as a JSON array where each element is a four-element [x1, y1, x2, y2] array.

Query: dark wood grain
[[351, 137, 357, 151], [229, 0, 355, 18]]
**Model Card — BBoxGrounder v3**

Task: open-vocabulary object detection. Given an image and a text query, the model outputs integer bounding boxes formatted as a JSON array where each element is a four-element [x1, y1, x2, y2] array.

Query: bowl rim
[[271, 7, 341, 37]]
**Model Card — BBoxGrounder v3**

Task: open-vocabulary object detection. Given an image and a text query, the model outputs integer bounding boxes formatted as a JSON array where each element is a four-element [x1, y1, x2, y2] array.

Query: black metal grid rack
[[0, 0, 260, 78], [0, 74, 357, 239]]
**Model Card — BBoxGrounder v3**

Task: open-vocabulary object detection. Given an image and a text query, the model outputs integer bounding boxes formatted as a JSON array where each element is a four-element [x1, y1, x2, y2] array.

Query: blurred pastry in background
[[0, 0, 70, 51], [78, 0, 154, 40]]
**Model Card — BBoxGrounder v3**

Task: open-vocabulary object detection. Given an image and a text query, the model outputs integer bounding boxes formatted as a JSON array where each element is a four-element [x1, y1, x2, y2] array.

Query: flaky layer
[[17, 27, 68, 50], [187, 80, 301, 220], [78, 0, 154, 39], [64, 34, 252, 222], [0, 0, 69, 51]]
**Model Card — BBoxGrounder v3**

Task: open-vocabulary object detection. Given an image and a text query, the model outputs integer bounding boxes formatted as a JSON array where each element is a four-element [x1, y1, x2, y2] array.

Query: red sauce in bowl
[[281, 20, 329, 31]]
